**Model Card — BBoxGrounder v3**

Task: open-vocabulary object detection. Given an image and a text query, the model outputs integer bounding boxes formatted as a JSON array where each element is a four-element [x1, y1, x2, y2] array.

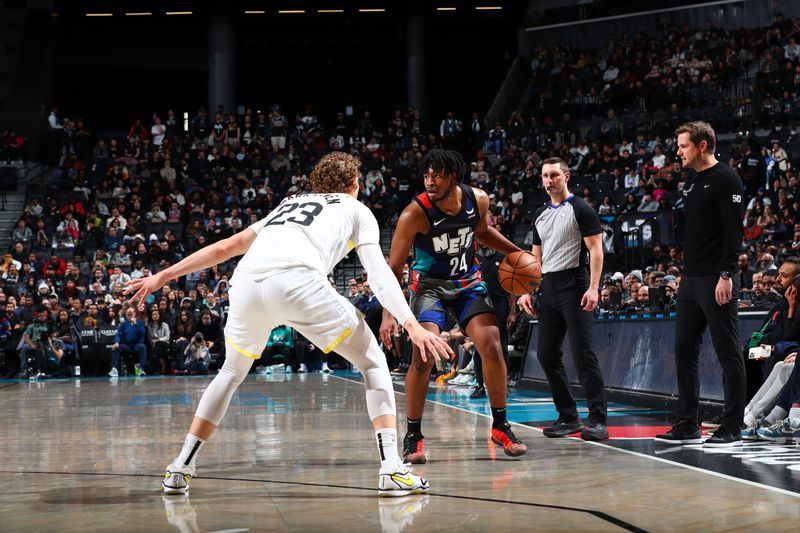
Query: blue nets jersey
[[411, 184, 483, 289]]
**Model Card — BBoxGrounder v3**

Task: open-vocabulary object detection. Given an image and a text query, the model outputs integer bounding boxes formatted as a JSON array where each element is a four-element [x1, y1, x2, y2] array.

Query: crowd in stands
[[4, 15, 800, 385]]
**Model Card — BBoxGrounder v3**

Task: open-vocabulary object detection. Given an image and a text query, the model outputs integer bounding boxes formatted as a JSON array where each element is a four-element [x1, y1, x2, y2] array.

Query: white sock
[[743, 412, 757, 427], [375, 428, 400, 470], [789, 408, 800, 429], [764, 406, 788, 425], [175, 434, 205, 467]]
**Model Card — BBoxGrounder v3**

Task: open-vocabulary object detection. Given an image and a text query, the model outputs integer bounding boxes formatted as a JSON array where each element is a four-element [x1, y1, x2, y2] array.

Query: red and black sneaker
[[491, 423, 528, 457], [402, 432, 427, 464]]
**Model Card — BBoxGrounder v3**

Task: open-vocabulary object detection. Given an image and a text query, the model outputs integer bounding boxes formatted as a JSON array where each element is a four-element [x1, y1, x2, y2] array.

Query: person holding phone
[[745, 259, 800, 371]]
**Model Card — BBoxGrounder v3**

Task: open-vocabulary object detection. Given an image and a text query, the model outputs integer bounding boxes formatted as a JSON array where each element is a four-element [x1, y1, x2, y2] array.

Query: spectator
[[11, 220, 33, 244], [109, 307, 147, 377], [176, 332, 210, 375], [148, 308, 171, 374], [18, 310, 50, 378]]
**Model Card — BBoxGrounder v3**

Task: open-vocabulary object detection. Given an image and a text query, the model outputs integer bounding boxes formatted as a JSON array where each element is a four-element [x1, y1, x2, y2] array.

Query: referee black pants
[[537, 269, 607, 425], [674, 275, 744, 428]]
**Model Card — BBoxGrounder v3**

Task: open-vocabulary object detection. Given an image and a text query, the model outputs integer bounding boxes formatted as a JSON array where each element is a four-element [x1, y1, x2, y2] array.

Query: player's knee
[[219, 355, 252, 384], [481, 349, 504, 365]]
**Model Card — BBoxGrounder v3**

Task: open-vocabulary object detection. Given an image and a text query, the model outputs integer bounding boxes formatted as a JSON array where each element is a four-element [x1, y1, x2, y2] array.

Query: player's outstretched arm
[[124, 227, 258, 306], [379, 204, 427, 344], [358, 241, 452, 361]]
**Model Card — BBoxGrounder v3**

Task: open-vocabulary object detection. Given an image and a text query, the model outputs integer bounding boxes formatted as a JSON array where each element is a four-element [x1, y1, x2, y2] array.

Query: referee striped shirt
[[531, 195, 602, 274]]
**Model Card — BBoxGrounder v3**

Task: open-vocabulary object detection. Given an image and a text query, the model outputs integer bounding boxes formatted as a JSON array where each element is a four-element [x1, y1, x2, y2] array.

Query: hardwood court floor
[[0, 373, 799, 532]]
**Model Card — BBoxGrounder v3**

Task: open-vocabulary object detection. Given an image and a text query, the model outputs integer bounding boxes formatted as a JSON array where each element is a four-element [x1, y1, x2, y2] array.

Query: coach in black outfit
[[654, 121, 745, 448], [519, 157, 608, 441]]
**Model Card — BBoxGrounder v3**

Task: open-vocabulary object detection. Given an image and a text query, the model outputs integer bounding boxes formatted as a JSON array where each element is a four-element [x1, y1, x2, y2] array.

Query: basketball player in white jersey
[[125, 152, 453, 497]]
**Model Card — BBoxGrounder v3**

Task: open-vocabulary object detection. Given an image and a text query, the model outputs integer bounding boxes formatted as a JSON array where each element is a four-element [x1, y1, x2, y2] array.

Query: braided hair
[[419, 149, 468, 182]]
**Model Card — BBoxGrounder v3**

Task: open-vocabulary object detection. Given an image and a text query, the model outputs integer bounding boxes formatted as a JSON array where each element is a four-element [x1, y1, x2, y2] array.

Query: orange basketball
[[498, 251, 541, 295]]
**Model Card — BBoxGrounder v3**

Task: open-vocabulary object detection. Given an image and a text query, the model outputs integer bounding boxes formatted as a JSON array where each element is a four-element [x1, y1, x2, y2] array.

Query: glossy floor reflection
[[0, 374, 799, 532]]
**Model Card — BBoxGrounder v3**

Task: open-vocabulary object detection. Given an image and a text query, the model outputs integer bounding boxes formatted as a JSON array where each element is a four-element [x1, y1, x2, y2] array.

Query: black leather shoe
[[542, 418, 584, 438], [469, 385, 487, 399], [580, 422, 609, 441]]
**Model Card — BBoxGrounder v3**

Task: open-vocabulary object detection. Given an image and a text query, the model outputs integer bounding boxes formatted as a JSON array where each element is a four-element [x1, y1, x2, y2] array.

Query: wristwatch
[[719, 271, 731, 280]]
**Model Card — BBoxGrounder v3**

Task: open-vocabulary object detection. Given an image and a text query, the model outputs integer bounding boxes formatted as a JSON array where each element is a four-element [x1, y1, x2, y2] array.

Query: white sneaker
[[162, 463, 195, 494], [446, 374, 463, 385], [108, 368, 119, 377], [264, 366, 272, 375], [378, 465, 429, 497], [298, 363, 308, 373], [450, 374, 473, 386], [285, 365, 293, 374], [321, 363, 332, 374]]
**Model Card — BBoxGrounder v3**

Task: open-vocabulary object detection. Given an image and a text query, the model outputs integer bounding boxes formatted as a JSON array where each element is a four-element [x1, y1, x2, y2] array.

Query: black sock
[[407, 417, 422, 434], [491, 406, 508, 428]]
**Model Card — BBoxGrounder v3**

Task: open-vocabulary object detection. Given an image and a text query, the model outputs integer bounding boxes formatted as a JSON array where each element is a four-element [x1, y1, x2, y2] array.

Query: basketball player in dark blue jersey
[[380, 149, 528, 462]]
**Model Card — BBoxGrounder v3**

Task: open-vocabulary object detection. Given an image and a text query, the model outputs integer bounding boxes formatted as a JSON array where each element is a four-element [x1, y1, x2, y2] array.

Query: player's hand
[[507, 312, 517, 330], [124, 271, 168, 307], [581, 287, 599, 312], [715, 277, 733, 306], [785, 352, 796, 364], [518, 293, 534, 315], [405, 321, 454, 363], [379, 312, 400, 348]]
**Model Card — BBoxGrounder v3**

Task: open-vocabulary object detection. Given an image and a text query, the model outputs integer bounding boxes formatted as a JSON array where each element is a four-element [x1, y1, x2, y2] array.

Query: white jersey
[[236, 193, 379, 276]]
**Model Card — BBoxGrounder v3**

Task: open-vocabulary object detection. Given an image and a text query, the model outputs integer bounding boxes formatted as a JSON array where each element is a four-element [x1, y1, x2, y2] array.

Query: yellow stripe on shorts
[[347, 239, 355, 250], [227, 338, 262, 360], [323, 327, 352, 354]]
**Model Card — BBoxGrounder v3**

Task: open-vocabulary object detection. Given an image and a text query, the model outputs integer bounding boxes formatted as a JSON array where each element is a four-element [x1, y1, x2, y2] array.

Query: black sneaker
[[701, 415, 722, 429], [580, 422, 609, 441], [654, 424, 702, 444], [402, 432, 426, 464], [469, 385, 487, 399], [542, 418, 584, 438], [703, 424, 743, 447]]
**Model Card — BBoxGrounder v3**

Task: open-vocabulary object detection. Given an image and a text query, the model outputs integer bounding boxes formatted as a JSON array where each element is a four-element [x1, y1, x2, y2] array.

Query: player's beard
[[428, 180, 455, 202]]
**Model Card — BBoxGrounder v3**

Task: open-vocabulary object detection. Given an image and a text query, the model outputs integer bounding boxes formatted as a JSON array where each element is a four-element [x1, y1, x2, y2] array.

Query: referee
[[654, 121, 745, 447], [519, 157, 608, 441]]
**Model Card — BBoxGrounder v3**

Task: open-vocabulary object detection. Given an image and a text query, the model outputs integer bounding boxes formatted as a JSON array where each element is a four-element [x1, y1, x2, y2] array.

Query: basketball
[[498, 251, 541, 295]]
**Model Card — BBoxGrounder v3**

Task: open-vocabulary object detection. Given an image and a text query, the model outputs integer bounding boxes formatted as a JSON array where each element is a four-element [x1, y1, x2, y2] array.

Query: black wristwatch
[[719, 271, 731, 280]]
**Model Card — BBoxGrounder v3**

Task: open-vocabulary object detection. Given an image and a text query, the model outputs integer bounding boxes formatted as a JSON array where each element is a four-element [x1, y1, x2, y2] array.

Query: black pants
[[475, 297, 510, 386], [536, 269, 607, 424], [674, 275, 744, 427]]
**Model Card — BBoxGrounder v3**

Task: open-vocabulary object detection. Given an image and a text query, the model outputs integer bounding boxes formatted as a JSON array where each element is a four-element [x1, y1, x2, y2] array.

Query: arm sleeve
[[352, 203, 381, 247], [530, 207, 545, 246], [574, 198, 603, 237], [356, 242, 414, 327], [719, 172, 745, 272]]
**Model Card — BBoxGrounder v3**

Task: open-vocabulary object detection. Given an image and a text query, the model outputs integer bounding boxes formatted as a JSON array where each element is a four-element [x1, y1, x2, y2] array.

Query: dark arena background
[[2, 0, 800, 531]]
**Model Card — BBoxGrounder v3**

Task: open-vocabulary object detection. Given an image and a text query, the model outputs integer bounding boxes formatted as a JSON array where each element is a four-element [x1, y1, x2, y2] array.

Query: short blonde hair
[[310, 152, 361, 194]]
